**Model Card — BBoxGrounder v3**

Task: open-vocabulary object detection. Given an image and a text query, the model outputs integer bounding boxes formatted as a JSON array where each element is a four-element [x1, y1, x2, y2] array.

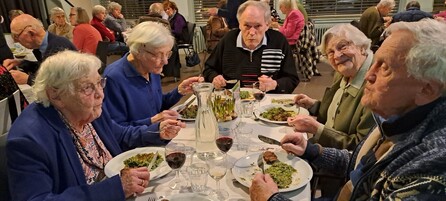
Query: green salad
[[260, 107, 296, 121], [179, 105, 198, 119], [265, 161, 297, 188], [123, 152, 164, 171]]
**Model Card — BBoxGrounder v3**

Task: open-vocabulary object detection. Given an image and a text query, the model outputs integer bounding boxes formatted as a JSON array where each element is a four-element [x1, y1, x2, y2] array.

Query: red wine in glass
[[216, 136, 233, 153], [253, 92, 265, 101], [166, 152, 186, 169]]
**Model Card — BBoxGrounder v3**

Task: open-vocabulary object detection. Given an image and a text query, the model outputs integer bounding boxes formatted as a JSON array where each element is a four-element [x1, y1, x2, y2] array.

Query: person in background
[[2, 14, 77, 85], [163, 1, 187, 44], [205, 0, 230, 52], [0, 15, 14, 63], [8, 9, 24, 21], [7, 50, 185, 200], [434, 0, 446, 21], [47, 7, 74, 41], [70, 7, 102, 55], [359, 0, 395, 50], [295, 0, 308, 23], [91, 5, 128, 54], [207, 0, 247, 29], [391, 1, 433, 23], [139, 3, 170, 26], [103, 21, 202, 127], [204, 1, 299, 93], [260, 0, 280, 22], [104, 1, 127, 42], [270, 0, 305, 48], [250, 19, 446, 201]]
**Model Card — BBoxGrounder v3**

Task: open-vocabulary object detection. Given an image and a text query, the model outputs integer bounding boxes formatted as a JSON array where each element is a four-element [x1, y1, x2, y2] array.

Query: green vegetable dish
[[179, 105, 198, 119], [260, 107, 296, 121], [239, 91, 250, 99], [123, 152, 164, 171], [265, 161, 297, 188]]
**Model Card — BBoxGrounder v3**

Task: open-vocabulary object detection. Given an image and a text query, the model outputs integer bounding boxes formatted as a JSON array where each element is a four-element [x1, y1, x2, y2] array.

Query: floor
[[158, 52, 334, 105]]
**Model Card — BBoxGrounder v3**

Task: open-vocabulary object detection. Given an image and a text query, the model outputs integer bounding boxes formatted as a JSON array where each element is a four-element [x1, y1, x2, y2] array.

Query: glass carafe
[[193, 82, 219, 160]]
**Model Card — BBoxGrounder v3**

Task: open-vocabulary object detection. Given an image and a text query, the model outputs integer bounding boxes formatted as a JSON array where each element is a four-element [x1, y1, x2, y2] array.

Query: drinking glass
[[207, 152, 229, 200], [252, 82, 265, 109], [165, 142, 187, 190], [179, 146, 196, 187]]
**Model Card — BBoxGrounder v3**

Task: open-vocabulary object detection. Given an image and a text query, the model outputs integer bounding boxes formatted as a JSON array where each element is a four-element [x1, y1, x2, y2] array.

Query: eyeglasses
[[143, 49, 173, 61], [12, 25, 32, 41], [322, 41, 353, 59], [78, 77, 106, 96]]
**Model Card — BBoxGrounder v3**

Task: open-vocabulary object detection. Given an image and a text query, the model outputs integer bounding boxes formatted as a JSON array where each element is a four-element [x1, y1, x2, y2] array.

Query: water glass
[[240, 100, 254, 118], [236, 126, 253, 152], [187, 162, 209, 194]]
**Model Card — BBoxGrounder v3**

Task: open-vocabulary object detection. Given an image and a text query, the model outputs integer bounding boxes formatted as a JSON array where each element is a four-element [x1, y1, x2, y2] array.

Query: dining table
[[129, 93, 312, 201]]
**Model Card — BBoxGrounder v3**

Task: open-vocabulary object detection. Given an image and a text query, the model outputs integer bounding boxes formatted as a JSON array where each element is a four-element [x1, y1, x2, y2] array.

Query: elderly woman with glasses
[[47, 7, 74, 41], [103, 21, 202, 128], [288, 24, 375, 150], [6, 50, 185, 200]]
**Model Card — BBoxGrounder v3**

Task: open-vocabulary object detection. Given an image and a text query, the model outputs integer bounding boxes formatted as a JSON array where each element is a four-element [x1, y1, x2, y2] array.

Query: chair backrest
[[96, 41, 109, 74], [180, 22, 196, 46], [0, 90, 21, 135], [0, 132, 9, 201]]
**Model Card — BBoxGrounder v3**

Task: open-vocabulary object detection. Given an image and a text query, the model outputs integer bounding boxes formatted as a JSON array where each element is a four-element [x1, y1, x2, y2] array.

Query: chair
[[199, 25, 210, 63], [96, 41, 109, 74], [1, 90, 21, 135], [0, 132, 9, 201], [178, 22, 202, 70]]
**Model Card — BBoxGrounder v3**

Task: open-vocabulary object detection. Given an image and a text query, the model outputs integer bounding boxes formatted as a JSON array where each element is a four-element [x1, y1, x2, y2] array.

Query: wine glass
[[215, 129, 234, 166], [252, 82, 265, 109], [207, 152, 229, 200], [165, 142, 187, 190]]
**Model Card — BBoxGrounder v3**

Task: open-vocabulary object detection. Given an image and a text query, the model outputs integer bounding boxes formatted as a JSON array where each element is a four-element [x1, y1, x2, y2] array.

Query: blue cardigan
[[103, 54, 183, 127], [7, 103, 165, 201]]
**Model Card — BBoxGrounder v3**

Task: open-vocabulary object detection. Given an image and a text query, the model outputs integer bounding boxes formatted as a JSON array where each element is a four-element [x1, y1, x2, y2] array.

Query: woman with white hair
[[270, 0, 305, 47], [47, 7, 74, 41], [104, 1, 127, 42], [6, 50, 186, 200], [103, 21, 202, 128], [91, 5, 128, 53]]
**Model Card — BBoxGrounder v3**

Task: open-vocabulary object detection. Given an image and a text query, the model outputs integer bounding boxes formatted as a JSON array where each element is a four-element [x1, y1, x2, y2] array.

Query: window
[[303, 0, 399, 16], [99, 0, 160, 19], [433, 0, 446, 13]]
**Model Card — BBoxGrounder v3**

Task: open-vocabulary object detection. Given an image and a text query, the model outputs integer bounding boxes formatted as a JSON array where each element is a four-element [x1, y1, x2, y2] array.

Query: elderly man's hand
[[250, 173, 279, 201], [120, 167, 150, 198], [280, 132, 308, 156], [151, 110, 178, 124], [294, 94, 317, 109], [10, 70, 29, 84], [159, 119, 186, 140], [178, 76, 204, 95], [212, 75, 226, 89], [207, 7, 218, 16], [258, 75, 277, 92], [3, 59, 21, 70], [287, 115, 321, 134]]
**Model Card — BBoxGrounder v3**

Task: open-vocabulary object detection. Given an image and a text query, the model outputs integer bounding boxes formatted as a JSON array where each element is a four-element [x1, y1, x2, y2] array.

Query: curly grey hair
[[319, 23, 372, 55], [386, 19, 446, 85], [237, 0, 271, 25], [107, 2, 122, 13], [378, 0, 396, 8], [33, 50, 102, 107]]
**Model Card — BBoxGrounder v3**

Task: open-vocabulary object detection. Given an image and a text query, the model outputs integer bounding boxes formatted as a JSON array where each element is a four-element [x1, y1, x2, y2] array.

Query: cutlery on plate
[[257, 153, 264, 174], [176, 96, 196, 113], [147, 151, 159, 170], [258, 135, 282, 146], [283, 104, 301, 114]]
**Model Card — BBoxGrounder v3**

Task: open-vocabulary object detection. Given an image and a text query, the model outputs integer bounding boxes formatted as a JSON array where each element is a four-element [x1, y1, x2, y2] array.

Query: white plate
[[104, 147, 171, 180], [239, 88, 262, 101], [157, 193, 213, 201], [171, 104, 197, 121], [232, 151, 312, 192], [254, 104, 308, 124]]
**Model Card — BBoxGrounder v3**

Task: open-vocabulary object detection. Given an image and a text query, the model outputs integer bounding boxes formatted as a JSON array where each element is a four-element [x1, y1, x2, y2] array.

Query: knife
[[257, 152, 264, 174], [258, 135, 281, 146], [147, 151, 159, 171], [177, 96, 196, 113]]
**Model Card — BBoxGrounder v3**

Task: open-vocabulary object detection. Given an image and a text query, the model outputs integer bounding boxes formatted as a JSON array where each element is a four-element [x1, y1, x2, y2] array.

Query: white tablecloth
[[132, 94, 311, 201]]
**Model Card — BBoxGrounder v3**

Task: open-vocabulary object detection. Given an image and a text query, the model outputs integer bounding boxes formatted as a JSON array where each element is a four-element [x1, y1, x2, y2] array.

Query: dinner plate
[[254, 104, 308, 124], [156, 193, 213, 201], [104, 147, 171, 180], [171, 104, 197, 121], [232, 151, 313, 192]]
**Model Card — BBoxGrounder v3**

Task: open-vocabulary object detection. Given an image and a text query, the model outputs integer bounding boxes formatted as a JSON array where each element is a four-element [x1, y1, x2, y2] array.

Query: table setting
[[119, 82, 312, 201]]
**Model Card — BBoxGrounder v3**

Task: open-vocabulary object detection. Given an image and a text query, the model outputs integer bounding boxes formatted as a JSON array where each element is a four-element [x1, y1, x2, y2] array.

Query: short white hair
[[33, 50, 101, 107], [278, 0, 297, 10], [320, 24, 372, 54], [378, 0, 395, 8], [386, 19, 446, 85], [126, 21, 174, 55], [92, 5, 106, 16], [237, 1, 271, 24]]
